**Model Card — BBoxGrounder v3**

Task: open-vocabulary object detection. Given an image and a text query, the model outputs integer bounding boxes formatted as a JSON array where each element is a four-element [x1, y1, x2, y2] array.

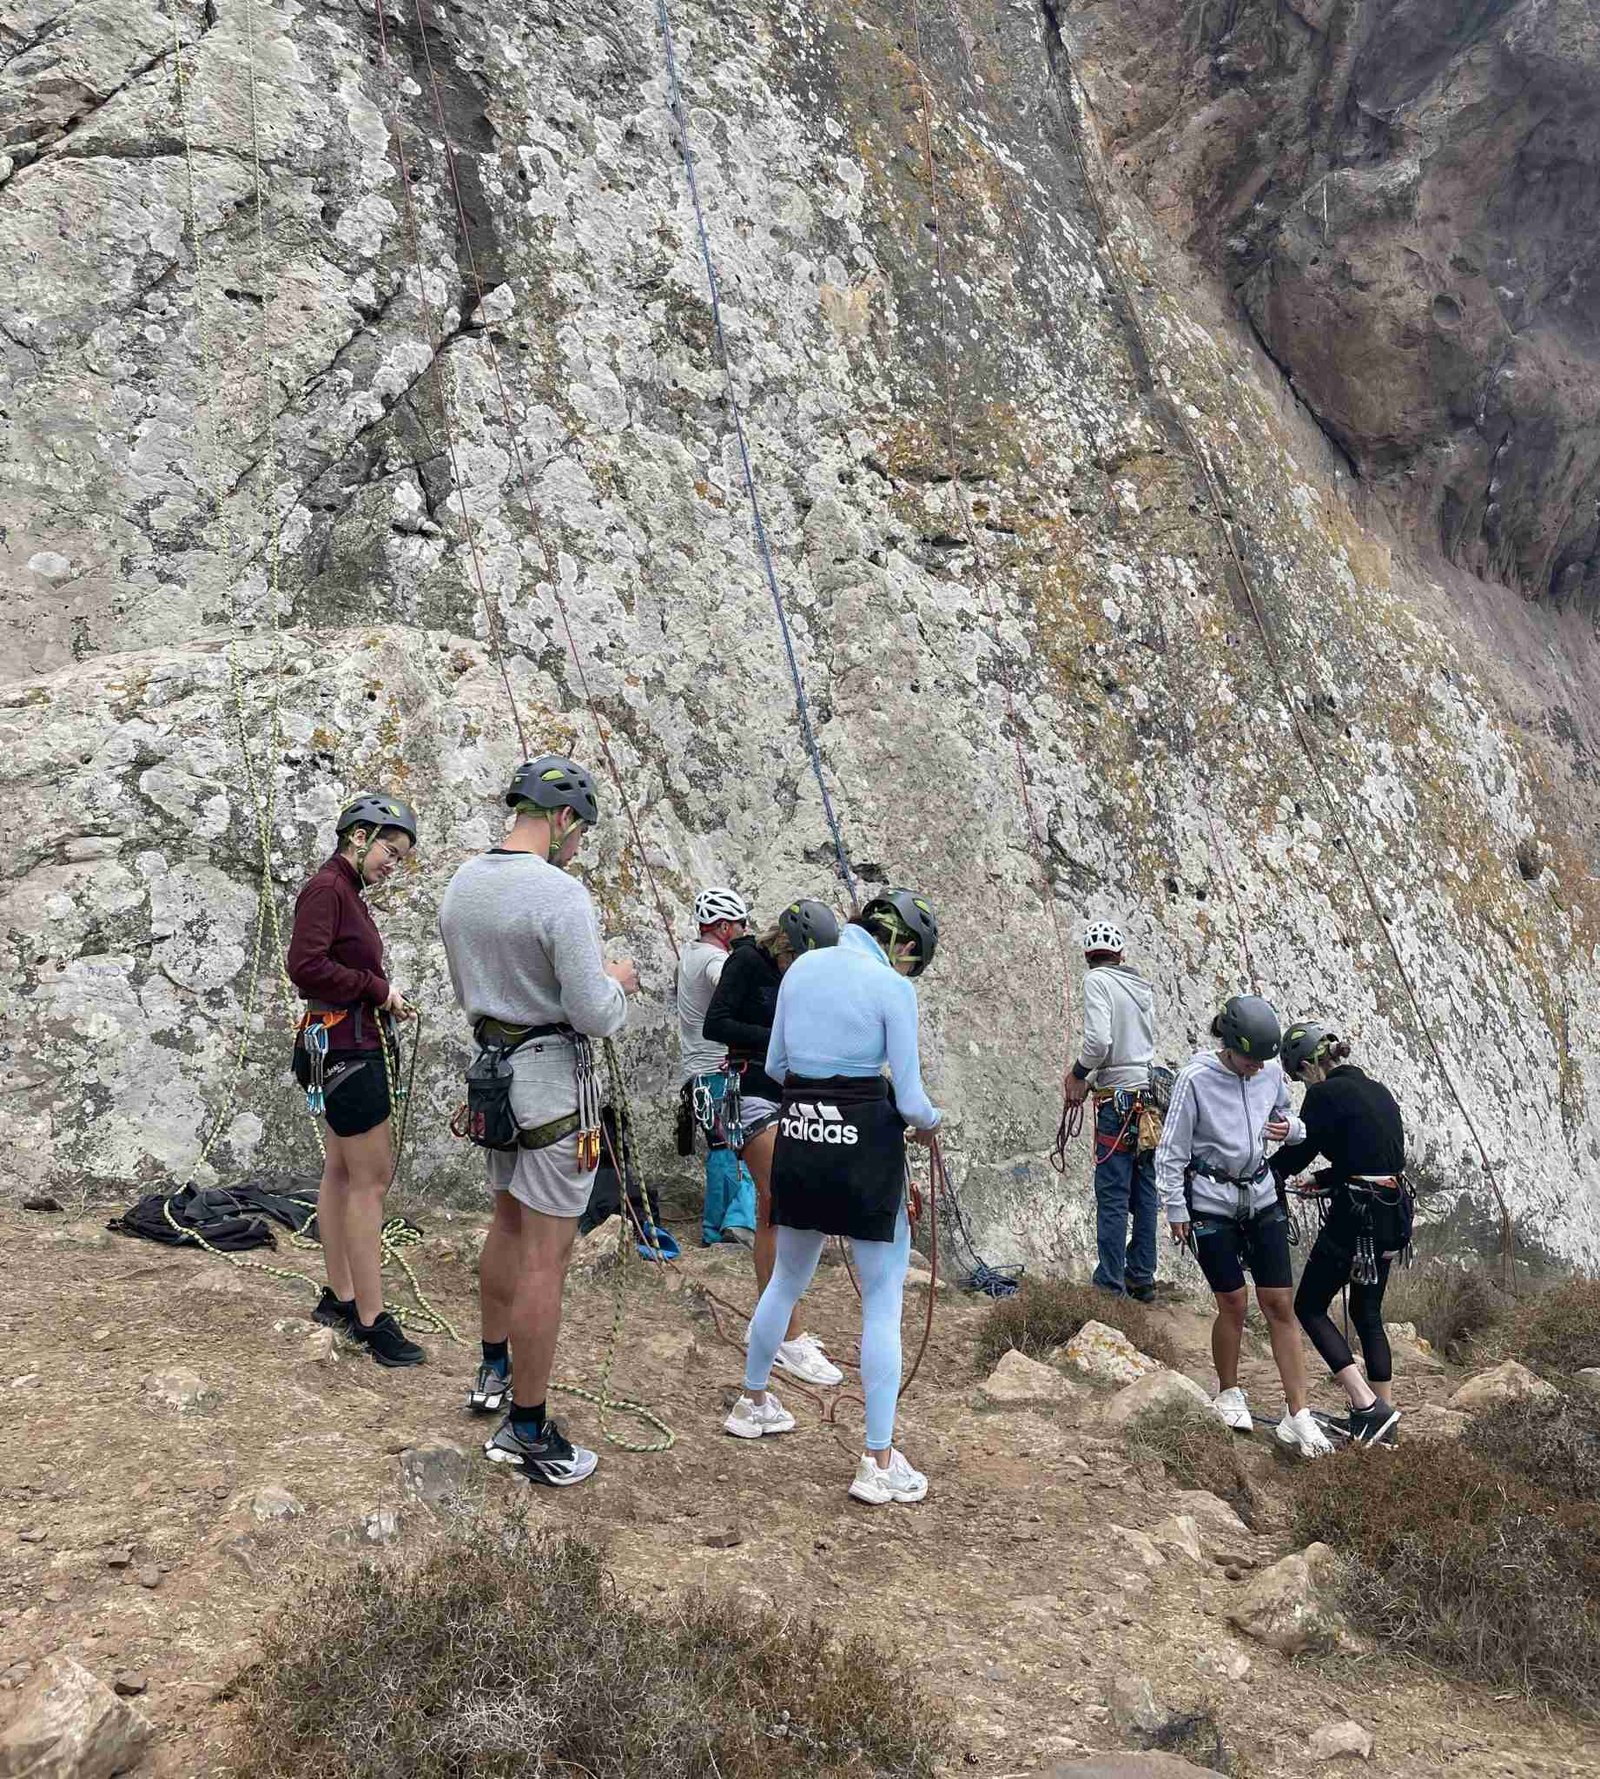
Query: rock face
[[0, 1653, 153, 1779], [1061, 0, 1600, 616], [2, 1, 1598, 1270]]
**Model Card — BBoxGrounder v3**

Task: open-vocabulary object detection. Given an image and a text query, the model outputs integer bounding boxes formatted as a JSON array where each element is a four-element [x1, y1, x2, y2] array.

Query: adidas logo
[[780, 1102, 858, 1146]]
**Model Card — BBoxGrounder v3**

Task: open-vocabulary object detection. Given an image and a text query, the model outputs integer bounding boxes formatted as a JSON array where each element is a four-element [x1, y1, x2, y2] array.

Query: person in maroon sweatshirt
[[287, 791, 422, 1368]]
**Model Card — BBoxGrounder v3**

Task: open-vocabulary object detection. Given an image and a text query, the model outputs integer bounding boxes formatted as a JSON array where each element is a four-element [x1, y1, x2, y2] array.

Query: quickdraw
[[574, 1035, 604, 1172], [302, 1018, 329, 1117]]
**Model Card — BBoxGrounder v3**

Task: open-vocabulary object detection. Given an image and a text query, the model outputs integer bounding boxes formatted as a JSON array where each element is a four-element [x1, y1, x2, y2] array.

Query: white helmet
[[1082, 918, 1125, 956], [694, 887, 749, 927]]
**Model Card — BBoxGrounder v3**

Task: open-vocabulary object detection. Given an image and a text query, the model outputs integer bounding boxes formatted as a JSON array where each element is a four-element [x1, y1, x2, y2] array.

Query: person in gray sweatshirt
[[438, 755, 639, 1487], [1153, 994, 1331, 1459], [1062, 919, 1159, 1300]]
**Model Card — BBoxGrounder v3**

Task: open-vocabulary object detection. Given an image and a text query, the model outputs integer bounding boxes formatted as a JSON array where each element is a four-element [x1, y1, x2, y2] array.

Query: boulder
[[976, 1350, 1082, 1409], [1448, 1361, 1558, 1412], [0, 1653, 153, 1779], [398, 1441, 473, 1506], [1060, 1321, 1163, 1388], [1226, 1542, 1347, 1655], [1403, 1405, 1471, 1443], [250, 1486, 305, 1523], [1107, 1672, 1163, 1739], [1151, 1513, 1205, 1565], [1098, 1369, 1212, 1433], [140, 1367, 215, 1412], [1170, 1490, 1254, 1560], [1109, 1524, 1166, 1573], [568, 1224, 621, 1276], [1309, 1720, 1374, 1762]]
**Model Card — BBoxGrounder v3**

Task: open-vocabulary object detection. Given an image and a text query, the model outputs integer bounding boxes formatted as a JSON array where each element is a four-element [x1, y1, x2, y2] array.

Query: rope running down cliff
[[1035, 8, 1515, 1272]]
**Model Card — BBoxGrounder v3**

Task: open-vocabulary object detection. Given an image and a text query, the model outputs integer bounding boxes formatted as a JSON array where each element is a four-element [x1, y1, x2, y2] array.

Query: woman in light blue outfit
[[722, 889, 942, 1507]]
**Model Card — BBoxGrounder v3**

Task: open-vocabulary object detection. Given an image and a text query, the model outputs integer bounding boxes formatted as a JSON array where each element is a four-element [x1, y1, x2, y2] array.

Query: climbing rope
[[652, 0, 858, 910], [1041, 43, 1516, 1277]]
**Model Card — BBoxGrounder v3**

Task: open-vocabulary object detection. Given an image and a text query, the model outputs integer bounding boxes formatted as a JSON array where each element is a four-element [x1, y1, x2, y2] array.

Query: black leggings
[[1294, 1227, 1392, 1385]]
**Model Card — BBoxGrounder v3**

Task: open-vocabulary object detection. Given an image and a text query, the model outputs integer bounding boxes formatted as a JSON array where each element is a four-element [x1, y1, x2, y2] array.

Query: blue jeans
[[1092, 1096, 1158, 1293], [694, 1072, 757, 1245]]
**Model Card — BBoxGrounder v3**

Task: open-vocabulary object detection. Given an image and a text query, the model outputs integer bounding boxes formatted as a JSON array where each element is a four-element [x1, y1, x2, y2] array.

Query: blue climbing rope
[[651, 0, 858, 910]]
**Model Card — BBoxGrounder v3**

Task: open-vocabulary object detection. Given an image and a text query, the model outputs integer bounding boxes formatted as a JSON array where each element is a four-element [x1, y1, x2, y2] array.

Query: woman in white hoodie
[[1153, 995, 1331, 1458]]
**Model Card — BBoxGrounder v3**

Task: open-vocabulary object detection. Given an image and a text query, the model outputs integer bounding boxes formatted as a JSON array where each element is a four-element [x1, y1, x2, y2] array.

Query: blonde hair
[[757, 922, 792, 963]]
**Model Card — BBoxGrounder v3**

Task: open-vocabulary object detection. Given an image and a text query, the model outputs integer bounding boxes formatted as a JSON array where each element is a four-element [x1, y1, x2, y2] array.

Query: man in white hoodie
[[1062, 920, 1160, 1301]]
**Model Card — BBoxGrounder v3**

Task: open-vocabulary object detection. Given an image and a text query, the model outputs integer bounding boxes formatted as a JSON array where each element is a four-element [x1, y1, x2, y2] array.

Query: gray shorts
[[741, 1095, 781, 1140], [485, 1034, 592, 1220]]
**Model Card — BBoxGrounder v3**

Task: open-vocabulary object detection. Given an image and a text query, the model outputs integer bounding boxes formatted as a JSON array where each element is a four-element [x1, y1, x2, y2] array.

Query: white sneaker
[[847, 1449, 928, 1505], [773, 1333, 845, 1387], [1212, 1386, 1253, 1432], [1275, 1406, 1334, 1459], [723, 1393, 797, 1439]]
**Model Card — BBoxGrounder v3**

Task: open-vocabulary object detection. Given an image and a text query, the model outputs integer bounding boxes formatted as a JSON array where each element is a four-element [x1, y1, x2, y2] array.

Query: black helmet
[[1282, 1021, 1335, 1077], [778, 898, 840, 955], [335, 791, 417, 846], [861, 888, 938, 977], [506, 755, 598, 826], [1215, 994, 1283, 1061]]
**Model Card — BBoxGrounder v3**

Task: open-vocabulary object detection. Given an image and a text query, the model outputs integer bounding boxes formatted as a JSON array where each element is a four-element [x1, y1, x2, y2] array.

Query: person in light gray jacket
[[1061, 919, 1159, 1300], [1154, 994, 1331, 1459]]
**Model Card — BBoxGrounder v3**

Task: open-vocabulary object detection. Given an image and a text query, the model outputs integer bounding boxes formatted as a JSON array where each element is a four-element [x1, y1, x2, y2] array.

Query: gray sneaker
[[468, 1361, 512, 1416], [484, 1415, 598, 1487]]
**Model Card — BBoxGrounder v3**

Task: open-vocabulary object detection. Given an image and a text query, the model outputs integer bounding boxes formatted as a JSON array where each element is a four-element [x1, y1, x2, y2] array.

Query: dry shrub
[[1466, 1390, 1600, 1502], [975, 1276, 1179, 1372], [1382, 1262, 1508, 1360], [1145, 1705, 1246, 1776], [234, 1516, 948, 1779], [1290, 1442, 1600, 1719], [1125, 1402, 1256, 1527], [1504, 1276, 1600, 1376]]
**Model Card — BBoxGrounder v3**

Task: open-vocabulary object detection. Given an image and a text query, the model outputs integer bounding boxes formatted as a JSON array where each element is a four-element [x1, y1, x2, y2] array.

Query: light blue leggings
[[745, 1205, 910, 1450]]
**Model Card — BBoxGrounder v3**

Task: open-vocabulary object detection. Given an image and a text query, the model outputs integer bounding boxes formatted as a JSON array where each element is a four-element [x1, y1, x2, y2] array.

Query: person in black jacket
[[1273, 1022, 1412, 1447], [704, 899, 845, 1389]]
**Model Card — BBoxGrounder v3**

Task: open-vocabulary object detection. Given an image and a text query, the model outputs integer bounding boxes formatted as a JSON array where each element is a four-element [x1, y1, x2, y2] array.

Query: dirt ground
[[2, 1196, 1595, 1778]]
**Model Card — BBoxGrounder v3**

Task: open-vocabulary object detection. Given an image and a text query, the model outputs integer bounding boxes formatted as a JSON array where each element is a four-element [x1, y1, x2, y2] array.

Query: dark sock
[[510, 1400, 546, 1436], [482, 1338, 510, 1371]]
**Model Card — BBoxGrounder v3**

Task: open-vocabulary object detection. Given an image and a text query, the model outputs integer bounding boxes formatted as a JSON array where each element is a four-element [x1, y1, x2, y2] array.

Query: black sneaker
[[468, 1360, 512, 1415], [1127, 1284, 1157, 1304], [352, 1310, 426, 1369], [312, 1287, 357, 1332], [1346, 1400, 1400, 1447], [484, 1415, 598, 1486]]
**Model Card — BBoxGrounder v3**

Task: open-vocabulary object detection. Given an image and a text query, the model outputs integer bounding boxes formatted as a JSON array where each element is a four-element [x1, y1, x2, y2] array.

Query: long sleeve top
[[764, 924, 940, 1130], [437, 849, 627, 1039], [703, 937, 785, 1102], [1152, 1050, 1304, 1220], [1272, 1065, 1405, 1185], [287, 854, 389, 1053]]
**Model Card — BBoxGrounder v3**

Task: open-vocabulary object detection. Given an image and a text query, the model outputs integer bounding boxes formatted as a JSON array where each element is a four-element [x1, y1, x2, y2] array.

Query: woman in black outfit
[[1274, 1022, 1412, 1446], [704, 898, 843, 1388]]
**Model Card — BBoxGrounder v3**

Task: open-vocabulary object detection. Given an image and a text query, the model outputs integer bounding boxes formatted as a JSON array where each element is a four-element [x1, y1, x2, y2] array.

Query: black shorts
[[1191, 1205, 1292, 1293], [291, 1042, 391, 1139]]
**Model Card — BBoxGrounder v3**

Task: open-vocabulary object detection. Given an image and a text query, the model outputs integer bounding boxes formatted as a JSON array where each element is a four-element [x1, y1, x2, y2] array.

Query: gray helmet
[[861, 888, 938, 977], [1216, 994, 1283, 1061], [506, 755, 598, 826], [778, 898, 840, 954], [336, 791, 417, 846], [1282, 1021, 1335, 1077]]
